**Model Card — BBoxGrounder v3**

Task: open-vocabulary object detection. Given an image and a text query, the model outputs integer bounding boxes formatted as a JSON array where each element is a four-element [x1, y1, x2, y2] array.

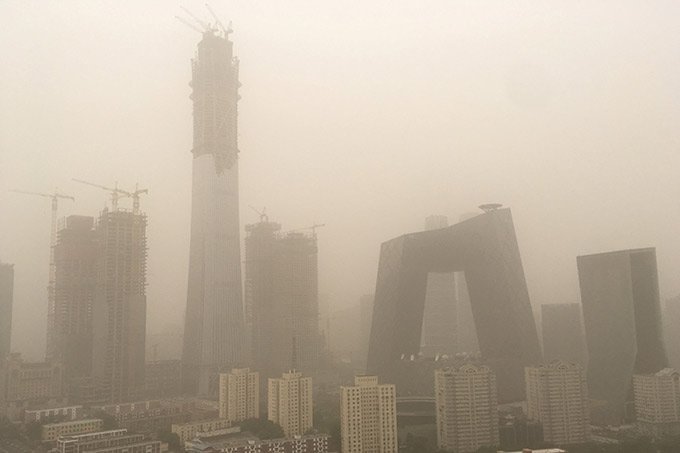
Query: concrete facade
[[340, 375, 397, 453], [218, 368, 259, 422], [435, 364, 499, 453], [525, 361, 590, 444], [633, 368, 680, 439], [268, 371, 313, 438]]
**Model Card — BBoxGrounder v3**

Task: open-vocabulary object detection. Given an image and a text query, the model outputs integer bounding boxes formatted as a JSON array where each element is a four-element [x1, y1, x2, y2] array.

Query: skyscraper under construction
[[92, 208, 147, 403], [182, 26, 244, 396], [245, 218, 321, 382], [53, 216, 98, 382]]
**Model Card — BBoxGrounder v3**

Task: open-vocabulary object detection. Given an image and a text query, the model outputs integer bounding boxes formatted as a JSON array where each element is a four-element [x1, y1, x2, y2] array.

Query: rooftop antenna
[[478, 203, 503, 213]]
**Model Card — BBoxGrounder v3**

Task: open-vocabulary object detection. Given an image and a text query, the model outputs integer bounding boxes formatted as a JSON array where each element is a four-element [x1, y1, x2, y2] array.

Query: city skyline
[[3, 1, 680, 360], [2, 2, 680, 451]]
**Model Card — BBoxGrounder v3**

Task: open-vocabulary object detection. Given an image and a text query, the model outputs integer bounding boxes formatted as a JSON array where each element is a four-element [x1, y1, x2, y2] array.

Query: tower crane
[[287, 223, 326, 236], [9, 188, 75, 358], [205, 3, 231, 36], [248, 205, 268, 223], [72, 179, 148, 214]]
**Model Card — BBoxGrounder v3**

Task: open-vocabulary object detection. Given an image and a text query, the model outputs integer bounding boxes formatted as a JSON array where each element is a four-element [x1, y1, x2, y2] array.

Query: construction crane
[[248, 205, 268, 223], [176, 4, 232, 37], [205, 3, 231, 35], [72, 179, 148, 214], [287, 223, 326, 236], [9, 188, 75, 358]]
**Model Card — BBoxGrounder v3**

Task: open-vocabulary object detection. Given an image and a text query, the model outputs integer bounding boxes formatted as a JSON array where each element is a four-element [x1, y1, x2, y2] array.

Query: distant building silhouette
[[663, 296, 680, 371], [578, 248, 668, 424], [245, 219, 322, 381], [420, 215, 457, 358], [92, 208, 147, 403], [0, 261, 13, 363], [541, 303, 587, 365], [367, 208, 541, 402], [182, 27, 245, 396], [0, 353, 65, 421], [50, 216, 97, 383], [455, 212, 480, 355]]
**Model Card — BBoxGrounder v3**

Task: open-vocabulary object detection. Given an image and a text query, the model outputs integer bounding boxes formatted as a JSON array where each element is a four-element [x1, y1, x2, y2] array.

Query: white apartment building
[[219, 368, 259, 422], [268, 370, 313, 438], [340, 375, 397, 453], [525, 360, 590, 444], [435, 364, 499, 453]]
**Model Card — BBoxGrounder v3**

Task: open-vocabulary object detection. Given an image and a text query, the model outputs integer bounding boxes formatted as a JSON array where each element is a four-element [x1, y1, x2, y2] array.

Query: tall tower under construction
[[245, 218, 322, 382], [92, 208, 147, 403], [0, 261, 14, 363], [53, 216, 98, 382], [182, 26, 244, 396]]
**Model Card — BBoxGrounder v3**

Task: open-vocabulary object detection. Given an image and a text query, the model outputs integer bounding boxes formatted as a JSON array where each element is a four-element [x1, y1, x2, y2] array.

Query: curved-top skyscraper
[[182, 27, 244, 396]]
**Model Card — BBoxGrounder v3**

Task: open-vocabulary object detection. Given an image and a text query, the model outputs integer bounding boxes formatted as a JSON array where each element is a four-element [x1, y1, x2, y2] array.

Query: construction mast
[[72, 179, 148, 214], [9, 189, 74, 360]]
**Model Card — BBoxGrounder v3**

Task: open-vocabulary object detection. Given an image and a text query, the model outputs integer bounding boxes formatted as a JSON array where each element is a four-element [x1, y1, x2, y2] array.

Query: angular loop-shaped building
[[366, 208, 541, 402]]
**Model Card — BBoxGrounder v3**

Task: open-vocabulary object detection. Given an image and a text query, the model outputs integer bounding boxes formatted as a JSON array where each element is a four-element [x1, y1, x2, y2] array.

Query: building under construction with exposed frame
[[182, 23, 245, 396]]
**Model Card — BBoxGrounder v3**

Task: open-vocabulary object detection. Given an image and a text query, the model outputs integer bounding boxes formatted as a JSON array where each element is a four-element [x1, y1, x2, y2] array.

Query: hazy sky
[[2, 0, 680, 360]]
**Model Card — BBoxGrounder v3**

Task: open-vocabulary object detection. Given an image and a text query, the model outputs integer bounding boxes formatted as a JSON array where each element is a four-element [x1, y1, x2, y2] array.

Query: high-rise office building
[[578, 248, 668, 424], [420, 215, 457, 358], [92, 209, 147, 403], [182, 26, 245, 396], [340, 375, 397, 453], [633, 368, 680, 439], [434, 364, 499, 453], [358, 294, 373, 366], [245, 218, 321, 380], [455, 212, 480, 356], [219, 368, 259, 422], [525, 361, 590, 444], [50, 216, 97, 381], [541, 304, 586, 365], [663, 296, 680, 371], [368, 208, 541, 402], [268, 371, 313, 438], [0, 261, 13, 362]]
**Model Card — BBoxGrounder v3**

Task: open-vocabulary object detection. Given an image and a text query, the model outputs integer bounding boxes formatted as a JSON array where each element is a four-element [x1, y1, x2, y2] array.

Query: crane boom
[[175, 15, 204, 34], [73, 178, 127, 211], [181, 6, 209, 31], [205, 3, 227, 35]]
